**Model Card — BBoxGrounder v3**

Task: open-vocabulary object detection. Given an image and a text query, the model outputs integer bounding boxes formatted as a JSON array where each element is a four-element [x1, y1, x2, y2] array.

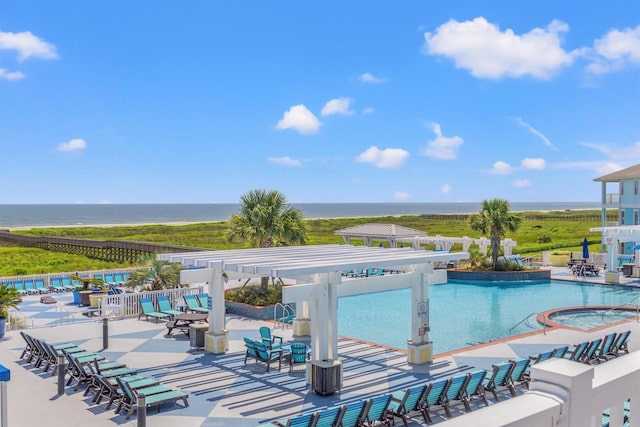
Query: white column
[[204, 268, 229, 354]]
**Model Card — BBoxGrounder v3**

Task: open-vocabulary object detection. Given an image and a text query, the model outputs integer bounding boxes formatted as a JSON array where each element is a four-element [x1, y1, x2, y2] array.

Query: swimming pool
[[337, 280, 640, 354]]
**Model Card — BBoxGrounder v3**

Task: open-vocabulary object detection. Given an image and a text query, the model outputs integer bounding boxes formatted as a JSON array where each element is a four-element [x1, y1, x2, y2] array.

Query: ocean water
[[0, 202, 599, 228]]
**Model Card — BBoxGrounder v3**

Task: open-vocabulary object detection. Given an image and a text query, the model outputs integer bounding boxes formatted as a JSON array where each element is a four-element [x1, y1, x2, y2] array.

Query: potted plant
[[549, 250, 571, 267], [0, 285, 22, 339], [71, 275, 105, 306]]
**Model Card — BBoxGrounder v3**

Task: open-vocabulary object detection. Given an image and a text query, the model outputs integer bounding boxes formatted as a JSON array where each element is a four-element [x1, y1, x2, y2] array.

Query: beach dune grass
[[1, 210, 606, 276]]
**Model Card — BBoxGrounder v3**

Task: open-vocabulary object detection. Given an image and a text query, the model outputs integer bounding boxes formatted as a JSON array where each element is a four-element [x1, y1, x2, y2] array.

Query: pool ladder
[[509, 312, 548, 335]]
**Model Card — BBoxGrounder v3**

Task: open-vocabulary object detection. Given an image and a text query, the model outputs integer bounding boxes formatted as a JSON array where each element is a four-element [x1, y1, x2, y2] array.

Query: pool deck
[[2, 266, 640, 427]]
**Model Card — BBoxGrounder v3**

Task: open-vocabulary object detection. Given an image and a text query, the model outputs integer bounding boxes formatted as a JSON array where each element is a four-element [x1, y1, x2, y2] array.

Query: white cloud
[[98, 199, 113, 204], [362, 107, 375, 114], [267, 156, 302, 167], [512, 179, 531, 187], [521, 158, 546, 170], [275, 104, 322, 135], [394, 191, 410, 200], [421, 123, 464, 160], [356, 146, 409, 169], [587, 25, 640, 74], [423, 17, 574, 79], [321, 97, 354, 116], [0, 30, 58, 61], [514, 117, 558, 150], [358, 72, 386, 84], [441, 184, 451, 194], [580, 142, 611, 155], [0, 68, 25, 80], [595, 162, 626, 176], [489, 161, 514, 175], [57, 138, 86, 152]]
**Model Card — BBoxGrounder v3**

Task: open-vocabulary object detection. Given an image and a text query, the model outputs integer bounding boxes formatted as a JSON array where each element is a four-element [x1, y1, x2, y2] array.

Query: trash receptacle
[[311, 359, 342, 395], [189, 324, 208, 348], [623, 264, 634, 277]]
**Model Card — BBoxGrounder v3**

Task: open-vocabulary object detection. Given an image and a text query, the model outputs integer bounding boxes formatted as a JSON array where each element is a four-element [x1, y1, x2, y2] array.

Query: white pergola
[[159, 245, 468, 365], [590, 225, 640, 283]]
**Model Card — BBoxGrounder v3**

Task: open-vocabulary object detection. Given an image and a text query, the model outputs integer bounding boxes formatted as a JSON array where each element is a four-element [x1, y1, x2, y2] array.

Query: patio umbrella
[[582, 237, 589, 259]]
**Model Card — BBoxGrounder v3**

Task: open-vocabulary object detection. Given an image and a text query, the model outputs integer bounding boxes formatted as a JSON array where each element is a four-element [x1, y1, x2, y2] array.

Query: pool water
[[549, 309, 637, 330], [337, 280, 640, 354]]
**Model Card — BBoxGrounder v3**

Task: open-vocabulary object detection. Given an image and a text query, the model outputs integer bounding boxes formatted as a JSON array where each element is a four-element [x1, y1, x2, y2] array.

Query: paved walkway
[[1, 266, 639, 426]]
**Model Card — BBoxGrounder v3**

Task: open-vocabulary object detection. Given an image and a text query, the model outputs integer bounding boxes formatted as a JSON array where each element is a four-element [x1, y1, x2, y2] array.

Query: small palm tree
[[0, 285, 22, 318], [125, 254, 183, 291], [227, 189, 308, 289], [469, 198, 522, 270]]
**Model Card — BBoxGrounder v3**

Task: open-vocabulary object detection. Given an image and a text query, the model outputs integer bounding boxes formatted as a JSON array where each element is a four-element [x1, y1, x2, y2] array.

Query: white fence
[[0, 268, 136, 287], [440, 351, 640, 427], [99, 286, 204, 320]]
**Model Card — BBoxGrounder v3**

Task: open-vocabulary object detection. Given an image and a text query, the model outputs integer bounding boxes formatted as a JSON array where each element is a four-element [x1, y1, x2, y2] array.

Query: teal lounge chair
[[116, 375, 189, 420], [361, 394, 393, 426], [24, 279, 38, 294], [62, 276, 80, 290], [271, 412, 318, 427], [11, 281, 27, 295], [113, 272, 125, 285], [595, 333, 617, 363], [184, 294, 208, 313], [439, 373, 471, 417], [580, 338, 603, 364], [157, 295, 183, 318], [611, 330, 631, 356], [551, 346, 569, 358], [103, 273, 116, 285], [567, 341, 590, 361], [423, 379, 448, 422], [196, 293, 210, 309], [387, 384, 429, 426], [50, 277, 66, 292], [138, 298, 170, 322], [34, 278, 49, 293], [339, 400, 368, 427], [482, 361, 514, 401], [508, 358, 531, 394], [459, 369, 488, 411], [314, 405, 346, 427]]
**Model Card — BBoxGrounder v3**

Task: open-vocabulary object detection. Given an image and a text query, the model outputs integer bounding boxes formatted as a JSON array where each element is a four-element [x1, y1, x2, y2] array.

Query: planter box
[[549, 254, 571, 267], [448, 269, 551, 282], [225, 300, 275, 320]]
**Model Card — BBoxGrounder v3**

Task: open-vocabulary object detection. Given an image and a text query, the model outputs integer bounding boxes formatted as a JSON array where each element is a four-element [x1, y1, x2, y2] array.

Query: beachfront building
[[594, 163, 640, 253]]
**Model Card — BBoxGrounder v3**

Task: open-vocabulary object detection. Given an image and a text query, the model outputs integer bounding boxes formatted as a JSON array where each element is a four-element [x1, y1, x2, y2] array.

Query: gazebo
[[159, 245, 469, 372], [334, 223, 427, 247]]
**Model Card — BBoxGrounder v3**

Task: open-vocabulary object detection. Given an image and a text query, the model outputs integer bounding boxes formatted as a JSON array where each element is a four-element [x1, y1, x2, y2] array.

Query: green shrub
[[225, 285, 282, 306]]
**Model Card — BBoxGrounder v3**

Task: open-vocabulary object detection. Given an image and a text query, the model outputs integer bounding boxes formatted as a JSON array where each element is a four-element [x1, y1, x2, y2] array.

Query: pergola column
[[407, 264, 433, 364]]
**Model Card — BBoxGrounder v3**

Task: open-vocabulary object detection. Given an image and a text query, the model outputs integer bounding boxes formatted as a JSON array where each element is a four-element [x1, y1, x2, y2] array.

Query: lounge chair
[[595, 333, 617, 363], [551, 346, 569, 358], [157, 295, 183, 318], [103, 273, 116, 286], [611, 330, 631, 356], [423, 379, 448, 422], [184, 294, 208, 313], [459, 369, 488, 411], [482, 361, 514, 401], [196, 293, 210, 309], [508, 358, 531, 394], [260, 326, 283, 348], [62, 276, 80, 290], [11, 281, 27, 295], [387, 384, 429, 426], [580, 338, 603, 364], [566, 341, 589, 361], [116, 375, 189, 420], [113, 272, 125, 285], [339, 400, 368, 427], [361, 394, 393, 426], [24, 279, 40, 294], [50, 277, 66, 292], [271, 412, 318, 427], [438, 373, 471, 417], [314, 405, 346, 427], [138, 298, 171, 322], [34, 278, 49, 293], [288, 342, 309, 372]]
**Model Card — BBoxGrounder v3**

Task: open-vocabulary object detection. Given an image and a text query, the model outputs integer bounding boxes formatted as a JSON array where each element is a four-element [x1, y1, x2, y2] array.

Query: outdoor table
[[165, 313, 208, 336]]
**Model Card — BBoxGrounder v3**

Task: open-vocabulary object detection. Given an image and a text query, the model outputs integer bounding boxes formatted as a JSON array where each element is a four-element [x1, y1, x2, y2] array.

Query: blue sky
[[1, 1, 639, 204]]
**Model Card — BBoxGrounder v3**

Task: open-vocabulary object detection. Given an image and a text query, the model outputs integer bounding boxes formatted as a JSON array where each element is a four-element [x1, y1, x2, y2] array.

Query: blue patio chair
[[50, 277, 66, 292], [253, 341, 283, 372], [438, 373, 471, 417], [289, 343, 309, 372], [459, 369, 488, 411], [196, 293, 210, 309], [611, 330, 631, 356], [551, 346, 569, 358], [567, 341, 590, 361], [157, 295, 183, 318], [138, 298, 170, 322], [314, 405, 346, 427], [271, 412, 318, 427], [103, 273, 116, 285], [339, 400, 368, 427], [243, 337, 259, 365], [34, 278, 49, 293], [482, 361, 514, 401], [260, 326, 283, 348], [113, 272, 125, 285], [508, 358, 531, 394], [422, 379, 448, 422], [580, 338, 603, 364], [361, 394, 393, 426], [24, 279, 39, 294], [11, 281, 27, 295], [387, 384, 429, 425], [184, 294, 208, 313]]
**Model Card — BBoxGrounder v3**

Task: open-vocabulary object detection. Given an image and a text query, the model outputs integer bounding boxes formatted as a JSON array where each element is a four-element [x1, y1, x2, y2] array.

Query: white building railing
[[439, 351, 640, 427]]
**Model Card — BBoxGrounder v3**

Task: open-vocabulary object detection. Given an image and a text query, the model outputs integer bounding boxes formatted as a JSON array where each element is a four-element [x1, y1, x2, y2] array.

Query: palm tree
[[0, 285, 21, 318], [125, 254, 184, 291], [468, 198, 522, 270], [226, 189, 308, 289]]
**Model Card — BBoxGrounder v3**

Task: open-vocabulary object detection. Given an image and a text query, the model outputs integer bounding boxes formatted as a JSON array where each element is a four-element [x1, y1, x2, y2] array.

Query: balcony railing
[[603, 193, 620, 207]]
